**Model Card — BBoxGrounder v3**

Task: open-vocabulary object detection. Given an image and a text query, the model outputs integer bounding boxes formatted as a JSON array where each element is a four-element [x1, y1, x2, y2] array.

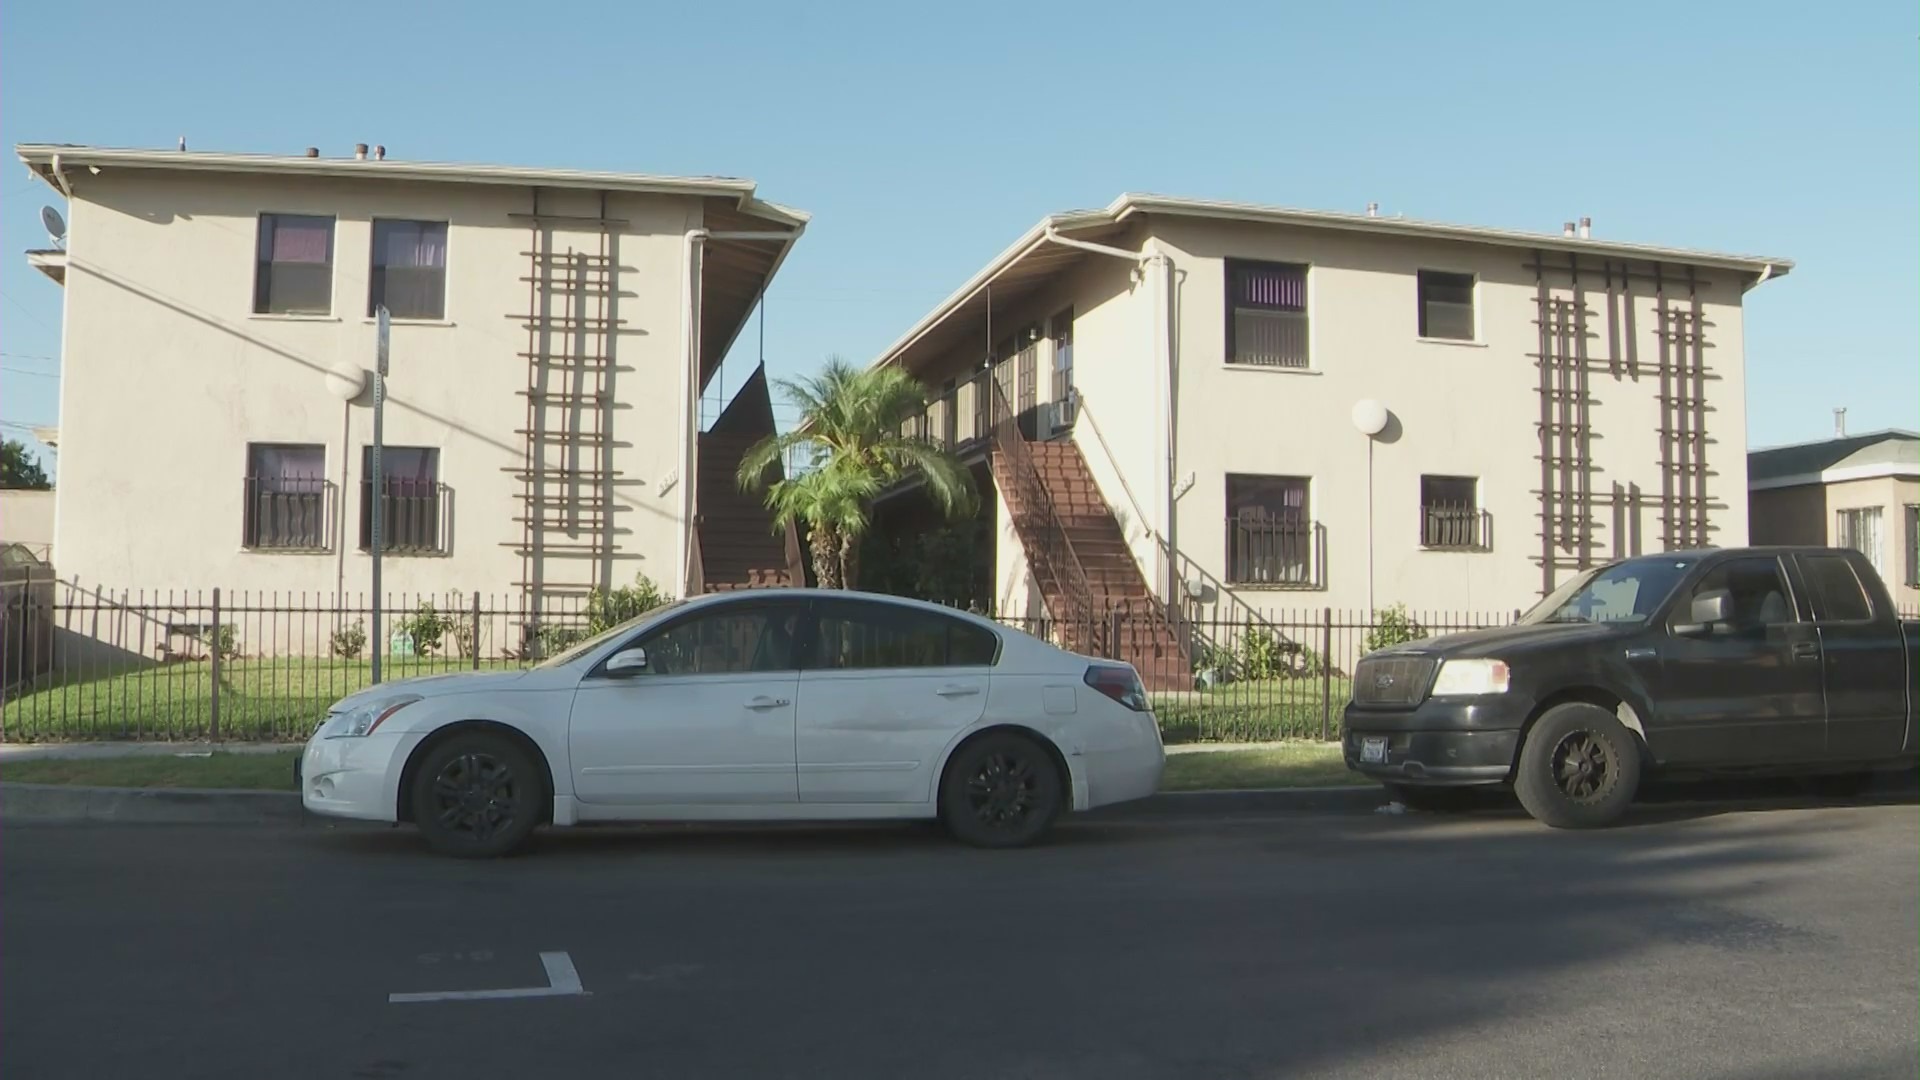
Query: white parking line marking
[[388, 951, 587, 1003]]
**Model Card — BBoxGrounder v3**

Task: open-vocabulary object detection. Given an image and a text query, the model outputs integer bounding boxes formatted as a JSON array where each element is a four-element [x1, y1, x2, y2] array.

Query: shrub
[[211, 624, 239, 661], [1364, 603, 1427, 654], [585, 574, 670, 635], [331, 619, 367, 660], [1239, 628, 1284, 680], [397, 602, 452, 657]]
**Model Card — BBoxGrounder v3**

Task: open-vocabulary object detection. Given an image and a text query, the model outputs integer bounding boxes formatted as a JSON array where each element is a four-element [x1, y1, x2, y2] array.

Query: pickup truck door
[[1644, 554, 1825, 766], [1795, 552, 1908, 762]]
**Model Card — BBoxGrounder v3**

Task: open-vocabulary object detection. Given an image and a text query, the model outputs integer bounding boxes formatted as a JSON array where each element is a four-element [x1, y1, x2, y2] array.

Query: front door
[[1797, 552, 1909, 761], [568, 600, 805, 805], [1645, 555, 1825, 766], [795, 598, 998, 804]]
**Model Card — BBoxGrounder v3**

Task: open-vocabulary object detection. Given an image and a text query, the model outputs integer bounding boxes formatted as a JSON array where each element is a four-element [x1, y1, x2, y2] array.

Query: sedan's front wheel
[[410, 732, 543, 858], [940, 732, 1063, 848]]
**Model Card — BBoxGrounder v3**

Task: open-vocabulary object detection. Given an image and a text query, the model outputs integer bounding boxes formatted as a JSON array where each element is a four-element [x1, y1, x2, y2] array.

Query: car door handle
[[745, 695, 791, 709], [935, 685, 980, 698], [1791, 642, 1820, 662]]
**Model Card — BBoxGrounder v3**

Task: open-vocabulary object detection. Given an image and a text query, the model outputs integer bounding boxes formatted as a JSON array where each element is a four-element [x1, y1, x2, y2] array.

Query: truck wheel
[[1513, 703, 1641, 829]]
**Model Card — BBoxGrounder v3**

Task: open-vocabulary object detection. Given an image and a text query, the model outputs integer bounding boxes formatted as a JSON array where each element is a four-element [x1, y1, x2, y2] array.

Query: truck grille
[[1350, 655, 1439, 707]]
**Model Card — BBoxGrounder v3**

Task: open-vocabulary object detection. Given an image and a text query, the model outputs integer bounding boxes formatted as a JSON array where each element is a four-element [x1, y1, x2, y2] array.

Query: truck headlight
[[328, 695, 422, 738], [1430, 659, 1511, 696]]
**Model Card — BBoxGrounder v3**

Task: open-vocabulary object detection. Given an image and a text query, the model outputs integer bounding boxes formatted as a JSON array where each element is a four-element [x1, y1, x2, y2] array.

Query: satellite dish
[[40, 206, 66, 248]]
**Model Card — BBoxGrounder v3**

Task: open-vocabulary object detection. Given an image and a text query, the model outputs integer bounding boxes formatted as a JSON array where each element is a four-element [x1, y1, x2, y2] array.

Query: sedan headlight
[[328, 694, 422, 738], [1430, 659, 1511, 696]]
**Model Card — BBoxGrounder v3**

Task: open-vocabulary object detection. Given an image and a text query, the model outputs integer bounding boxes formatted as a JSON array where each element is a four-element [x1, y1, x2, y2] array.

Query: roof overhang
[[1750, 461, 1920, 491], [867, 194, 1793, 377], [16, 144, 808, 229], [25, 249, 64, 285]]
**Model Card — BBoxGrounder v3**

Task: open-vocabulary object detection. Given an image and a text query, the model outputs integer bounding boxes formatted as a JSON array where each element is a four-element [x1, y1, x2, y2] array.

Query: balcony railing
[[358, 479, 451, 555], [1421, 503, 1492, 550], [907, 367, 1073, 455], [1226, 513, 1321, 587], [242, 476, 334, 552]]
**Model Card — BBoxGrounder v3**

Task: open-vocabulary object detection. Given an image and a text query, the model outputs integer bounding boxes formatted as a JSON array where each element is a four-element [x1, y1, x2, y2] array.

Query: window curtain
[[1232, 264, 1306, 311]]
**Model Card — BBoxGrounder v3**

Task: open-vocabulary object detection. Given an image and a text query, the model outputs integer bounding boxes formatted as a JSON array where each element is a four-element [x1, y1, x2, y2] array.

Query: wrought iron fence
[[0, 584, 598, 743]]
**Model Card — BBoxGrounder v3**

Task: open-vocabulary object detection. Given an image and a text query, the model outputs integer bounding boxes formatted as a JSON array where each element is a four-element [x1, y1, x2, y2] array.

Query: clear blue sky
[[3, 0, 1915, 473]]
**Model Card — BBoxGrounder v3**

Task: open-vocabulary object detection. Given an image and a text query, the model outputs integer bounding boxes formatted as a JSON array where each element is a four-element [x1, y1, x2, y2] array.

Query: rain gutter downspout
[[48, 154, 73, 198], [1041, 226, 1179, 608], [680, 228, 709, 596]]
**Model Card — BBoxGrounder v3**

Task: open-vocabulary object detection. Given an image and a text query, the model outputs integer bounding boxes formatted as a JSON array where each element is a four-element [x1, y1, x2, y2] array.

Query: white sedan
[[300, 589, 1165, 856]]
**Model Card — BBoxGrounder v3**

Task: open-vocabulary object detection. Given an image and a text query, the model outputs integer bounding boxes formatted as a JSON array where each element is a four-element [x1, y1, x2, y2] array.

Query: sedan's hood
[[1375, 621, 1629, 661], [329, 669, 529, 711]]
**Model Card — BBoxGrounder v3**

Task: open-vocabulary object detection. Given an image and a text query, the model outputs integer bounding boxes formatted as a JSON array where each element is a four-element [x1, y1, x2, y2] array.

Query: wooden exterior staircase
[[696, 365, 803, 592], [986, 383, 1190, 690]]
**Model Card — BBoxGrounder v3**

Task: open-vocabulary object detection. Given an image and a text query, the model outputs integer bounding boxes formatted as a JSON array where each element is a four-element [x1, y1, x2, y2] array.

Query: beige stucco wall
[[1151, 217, 1751, 618], [1824, 475, 1918, 610], [0, 489, 56, 557], [54, 170, 703, 600]]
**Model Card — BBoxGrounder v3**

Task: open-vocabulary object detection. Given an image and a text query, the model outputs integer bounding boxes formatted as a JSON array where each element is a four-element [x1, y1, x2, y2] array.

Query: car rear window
[[1801, 555, 1873, 622]]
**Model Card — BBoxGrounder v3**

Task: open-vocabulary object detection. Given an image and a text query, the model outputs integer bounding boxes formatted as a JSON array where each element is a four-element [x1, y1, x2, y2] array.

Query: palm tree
[[737, 358, 975, 589]]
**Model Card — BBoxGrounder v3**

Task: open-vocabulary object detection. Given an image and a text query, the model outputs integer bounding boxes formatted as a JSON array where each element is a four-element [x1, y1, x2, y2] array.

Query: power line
[[0, 353, 56, 363], [0, 366, 59, 378], [0, 292, 57, 334]]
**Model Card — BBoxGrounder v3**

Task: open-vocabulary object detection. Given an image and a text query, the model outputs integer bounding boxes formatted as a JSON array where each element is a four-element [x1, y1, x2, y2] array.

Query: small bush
[[1364, 603, 1427, 654], [1239, 628, 1284, 681], [396, 602, 452, 657], [331, 619, 367, 660], [585, 574, 670, 635], [211, 624, 239, 661]]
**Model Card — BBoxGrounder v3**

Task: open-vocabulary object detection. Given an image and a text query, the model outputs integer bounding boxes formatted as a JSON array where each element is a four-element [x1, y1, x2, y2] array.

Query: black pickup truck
[[1342, 546, 1919, 828]]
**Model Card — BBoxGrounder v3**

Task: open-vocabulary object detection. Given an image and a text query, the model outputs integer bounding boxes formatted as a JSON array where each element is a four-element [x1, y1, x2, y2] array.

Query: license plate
[[1360, 737, 1389, 765]]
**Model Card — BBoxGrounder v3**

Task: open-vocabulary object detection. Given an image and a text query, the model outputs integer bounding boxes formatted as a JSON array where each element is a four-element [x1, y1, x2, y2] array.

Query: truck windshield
[[1521, 556, 1699, 625]]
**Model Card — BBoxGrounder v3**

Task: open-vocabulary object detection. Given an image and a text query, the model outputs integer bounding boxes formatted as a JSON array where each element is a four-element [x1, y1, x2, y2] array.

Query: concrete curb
[[1, 782, 307, 825], [0, 780, 1385, 827]]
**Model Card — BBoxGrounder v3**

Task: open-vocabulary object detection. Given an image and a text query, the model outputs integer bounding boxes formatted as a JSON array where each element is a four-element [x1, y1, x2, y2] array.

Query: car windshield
[[531, 600, 690, 670], [1520, 556, 1699, 626]]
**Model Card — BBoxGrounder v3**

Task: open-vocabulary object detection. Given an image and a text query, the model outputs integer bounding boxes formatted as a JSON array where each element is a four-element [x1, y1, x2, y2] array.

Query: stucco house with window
[[1749, 428, 1918, 611], [862, 194, 1791, 679], [17, 143, 806, 615]]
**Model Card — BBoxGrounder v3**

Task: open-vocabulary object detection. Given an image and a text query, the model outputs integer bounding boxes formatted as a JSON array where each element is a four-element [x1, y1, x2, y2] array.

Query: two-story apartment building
[[18, 143, 806, 616], [864, 194, 1790, 677]]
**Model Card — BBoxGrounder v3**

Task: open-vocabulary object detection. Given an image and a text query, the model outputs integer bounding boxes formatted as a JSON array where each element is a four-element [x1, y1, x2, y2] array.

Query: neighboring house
[[0, 489, 55, 562], [1749, 429, 1919, 611], [861, 194, 1790, 678], [16, 143, 806, 617]]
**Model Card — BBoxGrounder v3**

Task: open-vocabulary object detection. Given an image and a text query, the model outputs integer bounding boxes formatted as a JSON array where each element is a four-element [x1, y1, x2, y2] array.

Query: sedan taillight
[[1084, 663, 1149, 712]]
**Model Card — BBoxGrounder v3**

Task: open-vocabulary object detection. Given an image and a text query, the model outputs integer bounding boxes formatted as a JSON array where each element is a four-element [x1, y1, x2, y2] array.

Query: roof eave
[[1108, 193, 1793, 280]]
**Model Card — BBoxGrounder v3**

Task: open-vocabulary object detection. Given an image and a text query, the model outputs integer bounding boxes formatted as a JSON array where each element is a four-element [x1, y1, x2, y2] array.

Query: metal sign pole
[[371, 306, 390, 685]]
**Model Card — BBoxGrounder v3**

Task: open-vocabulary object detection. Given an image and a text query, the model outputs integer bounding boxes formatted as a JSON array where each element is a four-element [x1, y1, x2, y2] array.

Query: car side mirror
[[1674, 590, 1731, 637], [605, 647, 648, 676]]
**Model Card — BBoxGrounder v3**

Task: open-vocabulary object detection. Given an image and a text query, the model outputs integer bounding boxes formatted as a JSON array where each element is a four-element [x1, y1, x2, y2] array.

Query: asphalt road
[[4, 797, 1916, 1080]]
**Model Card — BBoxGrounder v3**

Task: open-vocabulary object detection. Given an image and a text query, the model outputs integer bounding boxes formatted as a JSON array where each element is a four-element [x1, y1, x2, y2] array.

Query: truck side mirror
[[1674, 590, 1731, 636]]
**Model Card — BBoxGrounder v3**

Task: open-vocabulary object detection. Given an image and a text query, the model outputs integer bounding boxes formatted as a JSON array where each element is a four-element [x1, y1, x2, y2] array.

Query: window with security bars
[[1417, 270, 1475, 341], [369, 219, 448, 319], [243, 443, 330, 551], [1226, 474, 1313, 585], [254, 214, 334, 315], [1835, 506, 1884, 578], [359, 446, 443, 554], [1420, 475, 1484, 549], [1226, 261, 1309, 368]]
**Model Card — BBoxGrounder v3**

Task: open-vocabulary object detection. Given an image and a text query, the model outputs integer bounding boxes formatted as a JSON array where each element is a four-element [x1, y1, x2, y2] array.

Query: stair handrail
[[986, 377, 1104, 652], [1067, 394, 1192, 645]]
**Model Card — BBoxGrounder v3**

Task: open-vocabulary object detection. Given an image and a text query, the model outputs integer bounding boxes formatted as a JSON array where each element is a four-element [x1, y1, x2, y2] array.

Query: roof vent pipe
[[354, 143, 369, 161], [1834, 407, 1848, 438], [374, 145, 386, 161], [1366, 202, 1379, 218], [1562, 221, 1576, 238], [1579, 216, 1592, 239], [304, 147, 319, 158]]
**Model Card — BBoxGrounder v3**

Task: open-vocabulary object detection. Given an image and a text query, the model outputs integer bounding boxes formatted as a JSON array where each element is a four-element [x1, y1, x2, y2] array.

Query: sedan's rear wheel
[[940, 732, 1063, 848], [410, 732, 543, 858]]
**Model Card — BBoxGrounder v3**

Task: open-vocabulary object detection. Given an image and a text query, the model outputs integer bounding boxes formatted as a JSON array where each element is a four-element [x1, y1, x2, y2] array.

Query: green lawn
[[1159, 743, 1358, 792], [2, 658, 519, 742], [1152, 676, 1352, 744], [0, 750, 302, 790]]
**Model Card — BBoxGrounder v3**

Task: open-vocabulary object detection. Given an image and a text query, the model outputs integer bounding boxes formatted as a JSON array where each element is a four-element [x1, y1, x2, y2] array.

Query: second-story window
[[254, 214, 335, 315], [369, 220, 448, 320], [1417, 270, 1476, 341], [1227, 261, 1309, 368]]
